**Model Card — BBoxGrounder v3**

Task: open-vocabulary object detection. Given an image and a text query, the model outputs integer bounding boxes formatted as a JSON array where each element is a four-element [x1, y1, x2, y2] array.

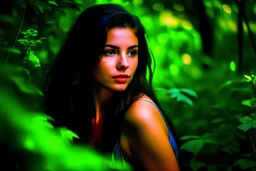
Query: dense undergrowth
[[1, 0, 256, 170]]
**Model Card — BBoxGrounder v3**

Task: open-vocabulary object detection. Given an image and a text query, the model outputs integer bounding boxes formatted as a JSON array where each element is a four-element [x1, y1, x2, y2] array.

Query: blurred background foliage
[[1, 0, 256, 170]]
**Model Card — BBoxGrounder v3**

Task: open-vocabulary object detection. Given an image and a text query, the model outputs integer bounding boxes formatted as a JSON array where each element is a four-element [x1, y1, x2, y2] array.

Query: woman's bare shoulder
[[121, 94, 180, 170], [123, 94, 168, 136]]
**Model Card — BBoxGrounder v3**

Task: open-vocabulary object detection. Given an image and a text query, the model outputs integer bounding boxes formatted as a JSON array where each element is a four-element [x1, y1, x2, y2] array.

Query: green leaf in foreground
[[234, 158, 256, 169], [189, 161, 206, 171], [242, 99, 256, 108], [237, 116, 256, 132], [180, 135, 200, 141], [180, 139, 205, 156]]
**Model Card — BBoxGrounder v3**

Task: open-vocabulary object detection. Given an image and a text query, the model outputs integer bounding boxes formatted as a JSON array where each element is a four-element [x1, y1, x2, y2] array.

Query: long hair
[[43, 3, 179, 153]]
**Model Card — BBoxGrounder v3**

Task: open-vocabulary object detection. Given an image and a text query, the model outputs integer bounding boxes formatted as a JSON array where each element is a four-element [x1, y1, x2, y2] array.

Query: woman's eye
[[128, 50, 138, 57], [103, 49, 116, 56]]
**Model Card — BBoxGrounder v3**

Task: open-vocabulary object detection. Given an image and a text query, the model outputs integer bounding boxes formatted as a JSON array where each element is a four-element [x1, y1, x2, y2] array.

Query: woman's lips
[[113, 74, 130, 83], [113, 77, 128, 83]]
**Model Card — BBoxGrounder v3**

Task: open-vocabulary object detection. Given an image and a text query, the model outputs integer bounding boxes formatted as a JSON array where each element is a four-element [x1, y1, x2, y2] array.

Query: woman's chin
[[112, 85, 128, 92]]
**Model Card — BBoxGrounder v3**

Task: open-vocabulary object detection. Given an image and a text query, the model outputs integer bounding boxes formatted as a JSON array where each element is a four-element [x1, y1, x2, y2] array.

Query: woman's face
[[93, 27, 138, 92]]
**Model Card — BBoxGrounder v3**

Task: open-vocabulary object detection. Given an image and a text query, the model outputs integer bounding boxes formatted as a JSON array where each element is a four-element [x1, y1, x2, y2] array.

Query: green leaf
[[75, 0, 83, 4], [252, 76, 256, 85], [34, 113, 54, 128], [59, 127, 79, 141], [2, 47, 21, 54], [0, 15, 15, 23], [180, 135, 200, 141], [244, 75, 252, 81], [237, 122, 252, 132], [250, 113, 256, 119], [230, 61, 236, 71], [180, 139, 205, 156], [241, 153, 254, 157], [11, 75, 43, 96], [252, 120, 256, 128], [237, 115, 256, 131], [31, 113, 54, 129], [34, 114, 54, 122], [17, 39, 29, 45], [211, 118, 223, 124], [226, 166, 233, 171], [35, 39, 42, 44], [27, 51, 41, 68], [242, 99, 256, 108], [177, 93, 193, 106], [37, 5, 44, 13], [167, 88, 194, 105], [189, 161, 206, 171], [21, 31, 27, 35], [207, 165, 219, 171], [234, 158, 256, 169], [220, 80, 234, 89], [239, 116, 253, 123], [201, 133, 218, 144], [48, 0, 58, 6], [180, 88, 198, 98], [221, 142, 240, 154], [168, 88, 180, 98], [218, 123, 237, 142]]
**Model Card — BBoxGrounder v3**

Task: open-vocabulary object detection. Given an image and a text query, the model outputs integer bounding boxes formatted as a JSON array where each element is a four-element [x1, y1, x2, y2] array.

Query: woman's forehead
[[105, 28, 138, 46]]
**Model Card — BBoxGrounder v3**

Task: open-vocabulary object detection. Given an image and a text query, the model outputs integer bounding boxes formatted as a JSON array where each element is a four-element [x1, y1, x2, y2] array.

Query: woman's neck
[[92, 85, 114, 122]]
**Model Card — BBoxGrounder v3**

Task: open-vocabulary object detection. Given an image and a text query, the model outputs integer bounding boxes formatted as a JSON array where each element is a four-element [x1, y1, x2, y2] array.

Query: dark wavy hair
[[43, 3, 178, 153]]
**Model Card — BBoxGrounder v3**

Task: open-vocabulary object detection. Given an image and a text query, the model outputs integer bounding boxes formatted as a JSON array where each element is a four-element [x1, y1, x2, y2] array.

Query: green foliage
[[57, 127, 80, 142], [234, 158, 256, 170], [1, 0, 83, 65], [189, 161, 206, 171], [178, 73, 256, 170], [156, 88, 198, 106], [1, 0, 256, 170], [237, 115, 256, 132], [18, 29, 45, 49], [0, 64, 132, 171]]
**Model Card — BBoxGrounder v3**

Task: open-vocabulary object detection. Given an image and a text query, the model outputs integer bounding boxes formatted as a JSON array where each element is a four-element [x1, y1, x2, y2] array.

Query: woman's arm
[[123, 99, 180, 171]]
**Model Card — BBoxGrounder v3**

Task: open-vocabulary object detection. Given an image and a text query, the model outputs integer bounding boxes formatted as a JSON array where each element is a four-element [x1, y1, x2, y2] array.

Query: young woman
[[44, 3, 180, 171]]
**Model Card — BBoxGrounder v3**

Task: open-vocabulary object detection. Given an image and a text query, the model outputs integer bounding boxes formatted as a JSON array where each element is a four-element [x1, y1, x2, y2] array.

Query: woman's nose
[[117, 53, 129, 70]]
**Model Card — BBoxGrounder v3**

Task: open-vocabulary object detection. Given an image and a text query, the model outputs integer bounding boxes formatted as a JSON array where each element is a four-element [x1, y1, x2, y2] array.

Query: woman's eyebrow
[[128, 45, 139, 49], [104, 44, 138, 49]]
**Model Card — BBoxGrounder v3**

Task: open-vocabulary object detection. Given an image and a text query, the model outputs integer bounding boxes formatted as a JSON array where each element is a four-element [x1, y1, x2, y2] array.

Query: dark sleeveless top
[[112, 98, 179, 169]]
